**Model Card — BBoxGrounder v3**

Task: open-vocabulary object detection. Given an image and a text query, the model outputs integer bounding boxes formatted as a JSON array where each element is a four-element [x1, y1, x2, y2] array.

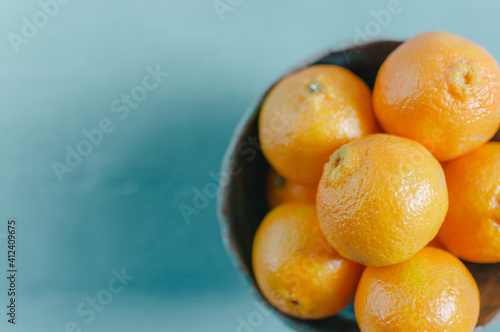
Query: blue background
[[0, 0, 499, 331]]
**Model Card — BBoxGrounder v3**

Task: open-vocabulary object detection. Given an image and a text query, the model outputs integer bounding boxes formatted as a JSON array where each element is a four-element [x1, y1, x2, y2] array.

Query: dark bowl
[[217, 40, 500, 331]]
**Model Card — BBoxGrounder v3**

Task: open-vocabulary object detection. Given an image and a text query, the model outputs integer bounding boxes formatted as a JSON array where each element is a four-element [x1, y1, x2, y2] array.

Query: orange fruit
[[354, 247, 480, 332], [373, 31, 500, 162], [317, 134, 448, 266], [259, 64, 379, 185], [252, 203, 364, 319], [265, 168, 317, 208], [426, 237, 445, 250], [437, 142, 500, 263]]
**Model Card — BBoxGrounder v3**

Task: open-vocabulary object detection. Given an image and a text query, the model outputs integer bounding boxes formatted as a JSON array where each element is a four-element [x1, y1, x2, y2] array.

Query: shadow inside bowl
[[218, 40, 500, 331]]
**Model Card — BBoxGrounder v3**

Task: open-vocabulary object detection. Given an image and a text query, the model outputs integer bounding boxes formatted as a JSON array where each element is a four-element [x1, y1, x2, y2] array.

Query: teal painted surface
[[0, 1, 499, 331]]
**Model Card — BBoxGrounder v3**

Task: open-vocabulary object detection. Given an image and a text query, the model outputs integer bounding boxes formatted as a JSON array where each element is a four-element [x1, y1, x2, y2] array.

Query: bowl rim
[[217, 98, 262, 290]]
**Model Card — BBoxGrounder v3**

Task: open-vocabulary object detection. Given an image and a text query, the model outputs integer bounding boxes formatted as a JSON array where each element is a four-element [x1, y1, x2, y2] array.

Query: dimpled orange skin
[[266, 168, 317, 208], [317, 134, 449, 267], [373, 31, 500, 162], [354, 247, 480, 332], [252, 203, 364, 319], [259, 65, 379, 185], [437, 142, 500, 263]]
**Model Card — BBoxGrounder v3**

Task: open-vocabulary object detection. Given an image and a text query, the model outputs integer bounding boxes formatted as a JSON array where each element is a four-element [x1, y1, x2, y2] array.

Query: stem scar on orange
[[259, 65, 379, 186], [373, 31, 500, 162], [265, 168, 317, 208], [317, 134, 448, 267]]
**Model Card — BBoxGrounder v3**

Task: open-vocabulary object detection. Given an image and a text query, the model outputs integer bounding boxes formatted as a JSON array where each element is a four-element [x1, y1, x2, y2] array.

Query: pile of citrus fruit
[[252, 31, 500, 331]]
